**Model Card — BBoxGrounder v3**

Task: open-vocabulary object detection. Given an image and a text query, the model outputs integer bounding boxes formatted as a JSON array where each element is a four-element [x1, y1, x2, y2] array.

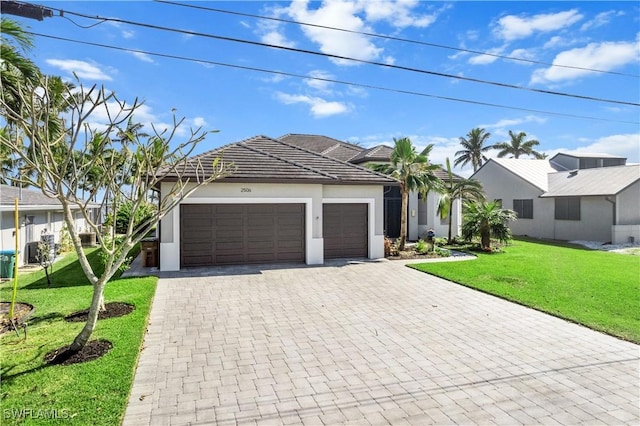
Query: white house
[[471, 153, 640, 244], [0, 185, 98, 266], [156, 135, 398, 271]]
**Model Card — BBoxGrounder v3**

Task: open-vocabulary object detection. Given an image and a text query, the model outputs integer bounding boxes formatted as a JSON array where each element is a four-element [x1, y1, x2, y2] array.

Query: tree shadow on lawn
[[23, 250, 105, 290]]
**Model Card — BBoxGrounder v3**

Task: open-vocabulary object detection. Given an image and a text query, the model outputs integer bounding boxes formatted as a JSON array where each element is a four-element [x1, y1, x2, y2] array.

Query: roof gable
[[477, 158, 556, 191], [162, 135, 397, 185], [278, 134, 362, 162], [541, 164, 640, 197]]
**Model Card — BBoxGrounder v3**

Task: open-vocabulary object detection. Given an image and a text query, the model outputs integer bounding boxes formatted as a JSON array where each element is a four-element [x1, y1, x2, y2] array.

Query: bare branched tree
[[1, 77, 233, 353]]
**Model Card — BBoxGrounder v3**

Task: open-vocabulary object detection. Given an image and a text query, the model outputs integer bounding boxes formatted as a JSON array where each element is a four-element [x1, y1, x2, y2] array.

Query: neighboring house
[[156, 135, 398, 271], [471, 153, 640, 244], [279, 134, 462, 241], [0, 185, 98, 266]]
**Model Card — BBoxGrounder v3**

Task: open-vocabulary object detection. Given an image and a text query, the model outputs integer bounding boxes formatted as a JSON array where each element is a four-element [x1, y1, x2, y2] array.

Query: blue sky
[[16, 1, 640, 176]]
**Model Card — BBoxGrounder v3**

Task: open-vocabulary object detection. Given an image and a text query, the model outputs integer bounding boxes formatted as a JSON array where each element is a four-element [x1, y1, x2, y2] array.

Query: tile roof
[[541, 164, 640, 197], [278, 134, 362, 162], [161, 135, 398, 185], [278, 135, 460, 181], [1, 185, 63, 209], [482, 158, 557, 191], [0, 185, 98, 211]]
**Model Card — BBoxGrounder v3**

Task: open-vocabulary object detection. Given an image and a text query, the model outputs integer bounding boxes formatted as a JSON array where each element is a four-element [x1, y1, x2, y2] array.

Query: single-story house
[[471, 153, 640, 244], [278, 134, 462, 241], [0, 185, 98, 266], [157, 135, 398, 271]]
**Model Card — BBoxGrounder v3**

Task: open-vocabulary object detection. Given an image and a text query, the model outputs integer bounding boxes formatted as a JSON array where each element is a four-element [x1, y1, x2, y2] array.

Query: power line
[[45, 5, 640, 108], [155, 0, 639, 79], [28, 31, 640, 125]]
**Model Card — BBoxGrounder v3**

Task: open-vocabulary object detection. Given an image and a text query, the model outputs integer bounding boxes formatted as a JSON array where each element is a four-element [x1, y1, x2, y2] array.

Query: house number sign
[[240, 187, 252, 193]]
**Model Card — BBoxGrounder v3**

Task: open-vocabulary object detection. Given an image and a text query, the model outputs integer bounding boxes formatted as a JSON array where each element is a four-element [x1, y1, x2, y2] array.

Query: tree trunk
[[480, 223, 491, 249], [447, 199, 454, 244], [399, 186, 408, 251], [69, 281, 106, 353]]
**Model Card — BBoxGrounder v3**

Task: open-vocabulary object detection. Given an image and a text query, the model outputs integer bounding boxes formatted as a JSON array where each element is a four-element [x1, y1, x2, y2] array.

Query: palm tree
[[461, 200, 517, 249], [454, 127, 492, 172], [370, 137, 441, 251], [437, 158, 485, 243], [492, 130, 544, 159], [1, 18, 41, 118]]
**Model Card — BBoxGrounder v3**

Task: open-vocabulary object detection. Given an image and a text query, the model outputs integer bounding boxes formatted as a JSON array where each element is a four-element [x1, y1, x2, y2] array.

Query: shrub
[[415, 239, 428, 254], [384, 237, 398, 257], [58, 223, 73, 252], [105, 200, 157, 235]]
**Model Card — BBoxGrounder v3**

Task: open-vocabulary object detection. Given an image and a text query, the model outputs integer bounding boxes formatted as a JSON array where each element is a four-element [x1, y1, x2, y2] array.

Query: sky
[[11, 0, 640, 176]]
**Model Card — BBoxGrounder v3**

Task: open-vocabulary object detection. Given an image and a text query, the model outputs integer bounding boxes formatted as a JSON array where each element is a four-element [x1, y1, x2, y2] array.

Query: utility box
[[141, 239, 158, 268]]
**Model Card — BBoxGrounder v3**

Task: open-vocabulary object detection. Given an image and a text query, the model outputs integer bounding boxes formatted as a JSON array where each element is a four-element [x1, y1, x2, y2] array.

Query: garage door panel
[[181, 203, 305, 267], [323, 204, 368, 259]]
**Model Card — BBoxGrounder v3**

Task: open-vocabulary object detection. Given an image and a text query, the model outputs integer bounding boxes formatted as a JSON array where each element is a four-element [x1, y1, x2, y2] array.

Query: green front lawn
[[0, 249, 156, 425], [410, 238, 640, 343]]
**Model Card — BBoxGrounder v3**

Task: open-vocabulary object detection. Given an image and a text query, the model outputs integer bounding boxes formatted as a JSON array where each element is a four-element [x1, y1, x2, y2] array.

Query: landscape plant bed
[[0, 248, 157, 426], [45, 339, 113, 366], [0, 302, 34, 334], [65, 302, 135, 322], [409, 238, 640, 343]]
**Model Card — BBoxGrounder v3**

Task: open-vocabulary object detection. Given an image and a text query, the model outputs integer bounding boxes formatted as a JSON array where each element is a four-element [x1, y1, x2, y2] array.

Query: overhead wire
[[44, 5, 640, 108], [155, 0, 640, 79], [28, 31, 640, 125]]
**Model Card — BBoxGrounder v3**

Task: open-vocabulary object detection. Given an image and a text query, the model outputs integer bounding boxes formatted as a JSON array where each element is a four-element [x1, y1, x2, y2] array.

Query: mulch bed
[[44, 340, 113, 365], [388, 251, 446, 260], [65, 302, 134, 322], [0, 302, 35, 334]]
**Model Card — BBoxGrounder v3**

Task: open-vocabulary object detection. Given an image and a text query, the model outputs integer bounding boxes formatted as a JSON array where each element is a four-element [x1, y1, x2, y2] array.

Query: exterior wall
[[612, 225, 640, 244], [553, 196, 613, 242], [0, 208, 66, 266], [473, 162, 553, 239], [416, 192, 461, 240], [617, 181, 640, 225], [159, 181, 385, 271]]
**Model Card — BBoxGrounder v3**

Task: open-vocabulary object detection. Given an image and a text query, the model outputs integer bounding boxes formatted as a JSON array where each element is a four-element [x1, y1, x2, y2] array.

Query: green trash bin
[[0, 250, 17, 279]]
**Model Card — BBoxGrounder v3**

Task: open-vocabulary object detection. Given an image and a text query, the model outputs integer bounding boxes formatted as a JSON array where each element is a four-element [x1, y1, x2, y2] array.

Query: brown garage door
[[180, 204, 305, 267], [323, 203, 368, 259]]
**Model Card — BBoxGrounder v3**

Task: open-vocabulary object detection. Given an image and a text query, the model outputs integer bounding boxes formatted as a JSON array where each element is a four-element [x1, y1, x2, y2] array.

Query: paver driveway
[[123, 259, 639, 425]]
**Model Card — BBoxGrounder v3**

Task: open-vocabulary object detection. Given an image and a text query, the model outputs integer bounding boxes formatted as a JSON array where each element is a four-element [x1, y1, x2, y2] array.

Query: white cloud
[[357, 0, 442, 28], [508, 48, 536, 63], [495, 10, 583, 41], [306, 70, 334, 92], [480, 115, 547, 132], [45, 59, 113, 81], [121, 30, 135, 39], [531, 38, 640, 84], [275, 92, 351, 118], [287, 1, 381, 65], [261, 30, 296, 48], [192, 117, 207, 128], [580, 10, 624, 31], [129, 51, 155, 64], [468, 46, 505, 65]]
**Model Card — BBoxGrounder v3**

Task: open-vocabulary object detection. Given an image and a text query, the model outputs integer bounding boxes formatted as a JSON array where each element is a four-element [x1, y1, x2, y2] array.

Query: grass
[[409, 238, 640, 343], [0, 248, 156, 425]]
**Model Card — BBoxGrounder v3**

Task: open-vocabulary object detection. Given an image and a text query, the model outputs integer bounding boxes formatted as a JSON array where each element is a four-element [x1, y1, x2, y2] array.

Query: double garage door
[[180, 203, 368, 267]]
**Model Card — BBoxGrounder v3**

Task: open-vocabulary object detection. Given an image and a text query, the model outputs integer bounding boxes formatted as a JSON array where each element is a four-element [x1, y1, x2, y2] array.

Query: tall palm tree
[[492, 130, 544, 159], [437, 158, 485, 243], [370, 137, 441, 251], [461, 199, 517, 249], [454, 127, 492, 172], [1, 18, 41, 118]]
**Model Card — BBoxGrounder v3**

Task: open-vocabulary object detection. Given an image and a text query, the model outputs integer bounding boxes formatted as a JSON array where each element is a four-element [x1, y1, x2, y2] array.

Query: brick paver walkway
[[123, 260, 639, 425]]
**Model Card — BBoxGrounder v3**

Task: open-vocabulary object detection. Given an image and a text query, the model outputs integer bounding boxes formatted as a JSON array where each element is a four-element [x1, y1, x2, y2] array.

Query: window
[[513, 199, 533, 219], [603, 158, 624, 167], [579, 158, 598, 169], [555, 197, 580, 220]]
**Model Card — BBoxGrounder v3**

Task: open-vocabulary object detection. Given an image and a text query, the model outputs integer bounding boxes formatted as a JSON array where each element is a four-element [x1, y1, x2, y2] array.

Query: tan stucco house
[[471, 153, 640, 244], [157, 135, 398, 271]]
